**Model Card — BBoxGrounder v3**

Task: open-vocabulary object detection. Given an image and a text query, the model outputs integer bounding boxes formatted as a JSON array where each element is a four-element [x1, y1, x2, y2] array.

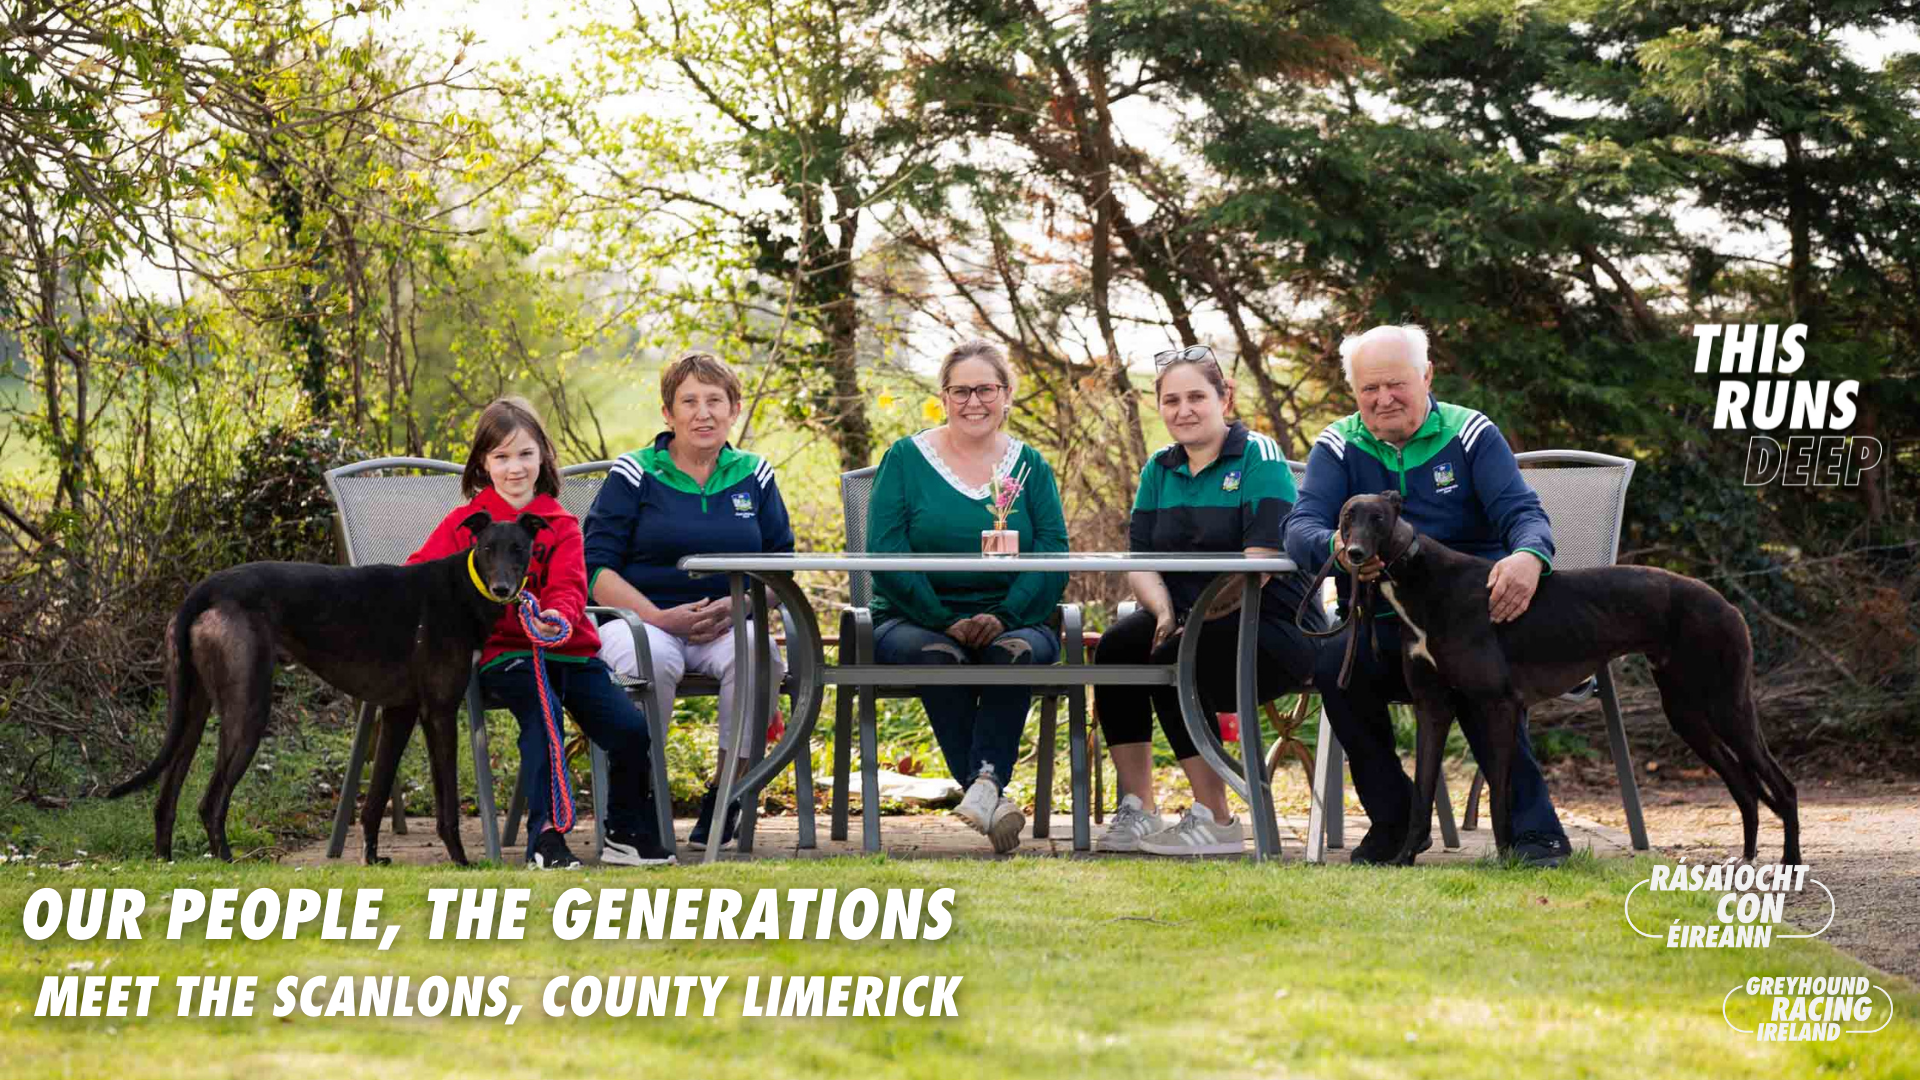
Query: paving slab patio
[[286, 802, 1636, 866]]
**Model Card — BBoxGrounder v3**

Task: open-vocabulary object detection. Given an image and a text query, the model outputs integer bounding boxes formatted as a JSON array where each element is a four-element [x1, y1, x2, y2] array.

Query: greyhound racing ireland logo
[[1723, 976, 1893, 1042], [1624, 859, 1831, 948]]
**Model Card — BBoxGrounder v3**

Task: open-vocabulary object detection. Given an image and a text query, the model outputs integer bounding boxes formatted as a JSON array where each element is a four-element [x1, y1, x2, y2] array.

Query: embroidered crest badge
[[731, 492, 754, 514], [1432, 462, 1457, 489], [1221, 470, 1242, 492]]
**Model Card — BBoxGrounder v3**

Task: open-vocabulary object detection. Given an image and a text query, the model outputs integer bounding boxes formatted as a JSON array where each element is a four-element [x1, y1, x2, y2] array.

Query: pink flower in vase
[[985, 462, 1031, 531]]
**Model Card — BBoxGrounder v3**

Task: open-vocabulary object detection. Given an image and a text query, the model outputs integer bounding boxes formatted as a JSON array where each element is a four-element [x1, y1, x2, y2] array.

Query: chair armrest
[[838, 606, 876, 664], [586, 605, 654, 688], [1059, 604, 1083, 665], [1117, 600, 1139, 620]]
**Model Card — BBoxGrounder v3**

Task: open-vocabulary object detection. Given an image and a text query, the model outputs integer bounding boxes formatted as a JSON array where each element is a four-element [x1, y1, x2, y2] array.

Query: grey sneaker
[[1138, 803, 1244, 857], [953, 767, 1000, 835], [1096, 794, 1168, 853], [985, 796, 1025, 855]]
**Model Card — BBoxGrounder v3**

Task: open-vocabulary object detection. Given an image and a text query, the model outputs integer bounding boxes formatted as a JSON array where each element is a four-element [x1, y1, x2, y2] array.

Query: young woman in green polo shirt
[[867, 339, 1070, 854], [1094, 348, 1324, 856]]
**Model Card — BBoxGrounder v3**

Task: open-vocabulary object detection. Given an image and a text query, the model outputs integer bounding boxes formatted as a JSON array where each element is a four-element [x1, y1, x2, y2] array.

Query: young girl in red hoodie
[[408, 397, 671, 869]]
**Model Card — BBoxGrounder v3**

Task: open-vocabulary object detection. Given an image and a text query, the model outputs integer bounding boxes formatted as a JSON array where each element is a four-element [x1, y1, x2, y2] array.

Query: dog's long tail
[[107, 591, 207, 798]]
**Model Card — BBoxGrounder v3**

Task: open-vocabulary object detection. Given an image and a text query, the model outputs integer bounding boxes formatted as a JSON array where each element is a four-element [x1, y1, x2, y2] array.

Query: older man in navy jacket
[[1285, 325, 1573, 866]]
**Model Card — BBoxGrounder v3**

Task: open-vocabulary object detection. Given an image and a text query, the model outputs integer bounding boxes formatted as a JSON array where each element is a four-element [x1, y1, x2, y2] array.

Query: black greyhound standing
[[110, 512, 548, 865], [1326, 491, 1799, 866]]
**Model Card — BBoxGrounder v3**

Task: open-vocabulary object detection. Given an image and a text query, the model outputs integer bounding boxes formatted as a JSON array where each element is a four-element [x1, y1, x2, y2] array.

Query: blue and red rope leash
[[515, 593, 576, 835], [468, 547, 577, 836]]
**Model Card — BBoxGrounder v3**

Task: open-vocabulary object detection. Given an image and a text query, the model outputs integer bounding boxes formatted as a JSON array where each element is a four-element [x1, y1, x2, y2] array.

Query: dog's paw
[[364, 854, 392, 866]]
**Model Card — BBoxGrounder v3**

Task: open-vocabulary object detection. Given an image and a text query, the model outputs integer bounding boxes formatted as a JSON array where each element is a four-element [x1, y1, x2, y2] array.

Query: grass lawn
[[4, 855, 1915, 1080]]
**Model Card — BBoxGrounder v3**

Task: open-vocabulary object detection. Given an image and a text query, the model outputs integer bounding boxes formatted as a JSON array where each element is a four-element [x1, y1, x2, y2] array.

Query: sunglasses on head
[[1153, 344, 1216, 370]]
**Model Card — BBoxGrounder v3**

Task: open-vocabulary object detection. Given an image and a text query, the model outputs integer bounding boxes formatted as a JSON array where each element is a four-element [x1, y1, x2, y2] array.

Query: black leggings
[[1093, 607, 1318, 760]]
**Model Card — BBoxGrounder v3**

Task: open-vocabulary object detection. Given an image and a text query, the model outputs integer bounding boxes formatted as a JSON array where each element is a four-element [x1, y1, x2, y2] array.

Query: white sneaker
[[1137, 803, 1244, 857], [1096, 794, 1167, 853], [985, 796, 1025, 855], [953, 771, 999, 835]]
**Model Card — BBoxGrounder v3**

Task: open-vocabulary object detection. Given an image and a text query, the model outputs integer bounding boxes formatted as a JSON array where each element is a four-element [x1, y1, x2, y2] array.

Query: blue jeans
[[1314, 620, 1566, 840], [872, 618, 1061, 790], [478, 655, 655, 860]]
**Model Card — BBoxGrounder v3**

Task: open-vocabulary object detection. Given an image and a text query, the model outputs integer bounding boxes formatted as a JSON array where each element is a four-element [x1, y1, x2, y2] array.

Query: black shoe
[[1349, 821, 1433, 866], [1512, 830, 1573, 867], [527, 830, 582, 870], [688, 785, 742, 851], [603, 827, 675, 867]]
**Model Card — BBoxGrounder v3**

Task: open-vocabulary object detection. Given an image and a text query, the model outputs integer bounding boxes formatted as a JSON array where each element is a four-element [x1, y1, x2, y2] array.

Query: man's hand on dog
[[1334, 539, 1385, 581], [1486, 552, 1542, 623]]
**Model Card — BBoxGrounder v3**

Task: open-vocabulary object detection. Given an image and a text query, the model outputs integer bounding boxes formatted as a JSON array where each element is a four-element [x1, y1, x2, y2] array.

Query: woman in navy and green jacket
[[867, 339, 1068, 854], [584, 351, 794, 851], [1093, 347, 1324, 857]]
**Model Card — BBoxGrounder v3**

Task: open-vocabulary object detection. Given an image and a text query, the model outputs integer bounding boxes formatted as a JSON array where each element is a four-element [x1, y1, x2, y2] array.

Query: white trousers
[[597, 617, 785, 752]]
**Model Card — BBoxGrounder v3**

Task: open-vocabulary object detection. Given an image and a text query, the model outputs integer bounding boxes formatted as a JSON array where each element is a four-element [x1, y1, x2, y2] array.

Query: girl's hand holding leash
[[530, 608, 567, 639]]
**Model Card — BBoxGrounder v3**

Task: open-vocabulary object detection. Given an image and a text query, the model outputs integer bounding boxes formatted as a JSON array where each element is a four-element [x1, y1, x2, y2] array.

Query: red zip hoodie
[[407, 487, 602, 670]]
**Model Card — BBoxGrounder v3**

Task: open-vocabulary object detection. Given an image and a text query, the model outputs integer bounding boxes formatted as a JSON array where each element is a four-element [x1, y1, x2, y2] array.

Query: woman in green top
[[868, 339, 1069, 854]]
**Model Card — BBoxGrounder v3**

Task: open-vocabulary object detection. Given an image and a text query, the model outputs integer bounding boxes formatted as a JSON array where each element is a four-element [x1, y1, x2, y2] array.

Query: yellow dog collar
[[467, 547, 527, 603]]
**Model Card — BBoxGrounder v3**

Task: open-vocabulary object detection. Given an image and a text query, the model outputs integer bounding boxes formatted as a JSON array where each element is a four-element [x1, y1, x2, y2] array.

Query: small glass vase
[[980, 529, 1019, 557]]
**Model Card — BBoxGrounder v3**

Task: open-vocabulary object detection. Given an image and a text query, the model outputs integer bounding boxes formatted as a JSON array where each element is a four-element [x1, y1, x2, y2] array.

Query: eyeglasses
[[1153, 344, 1216, 370], [942, 383, 1007, 404]]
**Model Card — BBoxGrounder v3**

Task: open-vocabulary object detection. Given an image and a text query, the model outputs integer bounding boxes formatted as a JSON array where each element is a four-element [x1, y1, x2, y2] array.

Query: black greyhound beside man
[[1331, 489, 1800, 866]]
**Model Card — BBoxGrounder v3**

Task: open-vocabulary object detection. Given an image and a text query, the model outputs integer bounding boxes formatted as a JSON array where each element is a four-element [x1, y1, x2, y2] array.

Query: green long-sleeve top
[[866, 431, 1069, 630]]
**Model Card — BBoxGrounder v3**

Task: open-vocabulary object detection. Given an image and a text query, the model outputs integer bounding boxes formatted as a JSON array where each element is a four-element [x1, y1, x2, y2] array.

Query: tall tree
[[562, 0, 934, 471]]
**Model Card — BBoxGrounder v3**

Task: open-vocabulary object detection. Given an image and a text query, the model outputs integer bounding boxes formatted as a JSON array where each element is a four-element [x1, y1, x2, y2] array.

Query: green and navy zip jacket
[[1131, 422, 1317, 624], [582, 432, 794, 607], [1284, 396, 1553, 616]]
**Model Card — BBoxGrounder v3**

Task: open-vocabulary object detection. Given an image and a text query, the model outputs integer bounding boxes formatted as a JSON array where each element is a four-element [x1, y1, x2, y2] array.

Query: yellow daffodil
[[921, 396, 944, 423], [877, 390, 896, 409]]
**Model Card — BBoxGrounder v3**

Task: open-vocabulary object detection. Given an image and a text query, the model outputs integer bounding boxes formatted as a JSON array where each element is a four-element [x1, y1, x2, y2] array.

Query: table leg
[[736, 581, 774, 854], [692, 573, 827, 860], [707, 572, 754, 865], [1065, 605, 1089, 853], [1236, 575, 1282, 862], [1174, 573, 1264, 861]]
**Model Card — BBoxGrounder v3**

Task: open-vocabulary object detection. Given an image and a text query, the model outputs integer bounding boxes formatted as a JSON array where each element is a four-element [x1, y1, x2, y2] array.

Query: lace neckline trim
[[913, 429, 1023, 500]]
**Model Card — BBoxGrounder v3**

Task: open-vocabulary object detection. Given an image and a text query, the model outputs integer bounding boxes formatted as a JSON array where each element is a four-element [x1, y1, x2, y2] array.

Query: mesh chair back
[[326, 459, 467, 567], [558, 461, 611, 521], [1514, 450, 1635, 570], [840, 466, 878, 607]]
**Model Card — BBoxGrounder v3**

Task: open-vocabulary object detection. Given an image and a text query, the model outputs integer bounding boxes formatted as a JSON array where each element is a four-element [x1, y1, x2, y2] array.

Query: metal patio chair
[[828, 465, 1087, 851]]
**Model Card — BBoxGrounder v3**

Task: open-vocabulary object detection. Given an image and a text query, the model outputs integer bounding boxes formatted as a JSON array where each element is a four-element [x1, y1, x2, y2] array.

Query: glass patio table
[[678, 552, 1300, 864]]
